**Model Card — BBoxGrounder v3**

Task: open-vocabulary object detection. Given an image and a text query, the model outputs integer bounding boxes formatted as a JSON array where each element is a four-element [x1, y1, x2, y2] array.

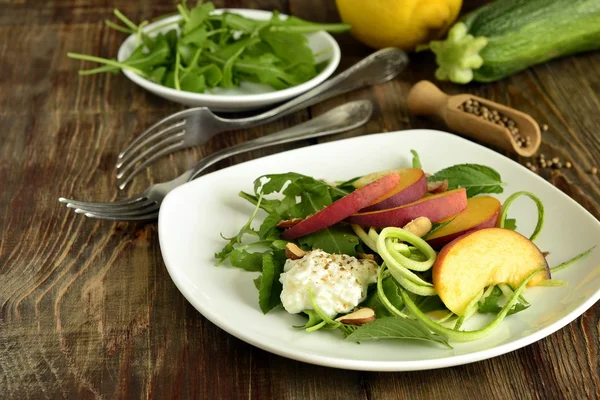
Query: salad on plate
[[215, 150, 594, 348]]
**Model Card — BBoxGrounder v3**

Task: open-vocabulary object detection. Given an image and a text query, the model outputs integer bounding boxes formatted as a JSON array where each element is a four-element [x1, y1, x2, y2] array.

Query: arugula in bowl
[[67, 1, 350, 94]]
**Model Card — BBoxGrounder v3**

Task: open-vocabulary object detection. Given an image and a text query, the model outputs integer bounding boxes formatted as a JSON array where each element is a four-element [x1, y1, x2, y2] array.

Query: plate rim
[[158, 129, 600, 371]]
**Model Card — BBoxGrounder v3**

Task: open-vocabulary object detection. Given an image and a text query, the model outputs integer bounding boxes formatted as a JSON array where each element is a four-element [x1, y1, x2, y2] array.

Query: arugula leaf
[[183, 2, 215, 35], [423, 218, 455, 239], [270, 240, 288, 250], [253, 173, 332, 219], [229, 249, 264, 272], [294, 310, 324, 329], [411, 149, 422, 169], [215, 193, 263, 264], [503, 218, 517, 231], [364, 277, 405, 317], [477, 286, 529, 316], [346, 317, 451, 348], [428, 164, 505, 197], [334, 177, 359, 196], [70, 2, 349, 93], [238, 191, 279, 214], [269, 15, 351, 34], [258, 212, 281, 240], [258, 252, 285, 314], [298, 225, 360, 256], [413, 295, 448, 313]]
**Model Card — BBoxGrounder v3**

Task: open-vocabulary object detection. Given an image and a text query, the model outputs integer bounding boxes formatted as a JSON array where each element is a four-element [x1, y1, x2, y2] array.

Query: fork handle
[[218, 48, 407, 129], [181, 100, 373, 182]]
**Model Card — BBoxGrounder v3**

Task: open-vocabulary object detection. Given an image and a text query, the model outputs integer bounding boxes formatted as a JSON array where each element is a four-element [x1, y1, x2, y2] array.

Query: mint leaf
[[258, 253, 285, 314], [298, 225, 360, 256], [253, 276, 262, 291], [503, 218, 517, 231], [346, 317, 451, 348], [428, 164, 504, 197], [411, 149, 422, 169]]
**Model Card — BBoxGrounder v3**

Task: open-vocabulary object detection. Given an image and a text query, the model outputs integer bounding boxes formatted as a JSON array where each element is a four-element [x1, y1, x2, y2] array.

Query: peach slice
[[280, 173, 400, 240], [352, 168, 411, 189], [432, 228, 550, 315], [361, 168, 427, 212], [345, 188, 467, 228], [426, 196, 501, 249]]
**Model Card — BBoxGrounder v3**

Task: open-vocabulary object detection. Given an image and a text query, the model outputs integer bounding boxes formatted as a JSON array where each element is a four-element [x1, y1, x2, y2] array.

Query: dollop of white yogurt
[[279, 249, 379, 318]]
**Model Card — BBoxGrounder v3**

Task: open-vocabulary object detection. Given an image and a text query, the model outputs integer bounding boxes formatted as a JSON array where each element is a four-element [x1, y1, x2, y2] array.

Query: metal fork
[[59, 100, 373, 221], [115, 48, 408, 189]]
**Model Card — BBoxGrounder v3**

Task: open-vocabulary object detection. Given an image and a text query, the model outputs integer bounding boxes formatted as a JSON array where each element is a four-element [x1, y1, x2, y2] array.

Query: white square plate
[[158, 129, 600, 371]]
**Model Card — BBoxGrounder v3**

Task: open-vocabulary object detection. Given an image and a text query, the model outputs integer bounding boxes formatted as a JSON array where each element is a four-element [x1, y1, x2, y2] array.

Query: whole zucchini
[[428, 0, 600, 83]]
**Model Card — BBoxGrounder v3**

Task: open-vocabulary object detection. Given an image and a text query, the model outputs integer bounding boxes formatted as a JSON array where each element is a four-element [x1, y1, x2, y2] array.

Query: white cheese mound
[[279, 249, 379, 318]]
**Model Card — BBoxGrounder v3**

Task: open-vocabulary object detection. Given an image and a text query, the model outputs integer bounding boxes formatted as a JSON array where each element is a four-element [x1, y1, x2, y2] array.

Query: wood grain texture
[[0, 0, 598, 399]]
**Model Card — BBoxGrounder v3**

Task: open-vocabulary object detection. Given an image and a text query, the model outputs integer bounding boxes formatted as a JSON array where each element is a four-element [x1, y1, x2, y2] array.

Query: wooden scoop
[[407, 80, 541, 157]]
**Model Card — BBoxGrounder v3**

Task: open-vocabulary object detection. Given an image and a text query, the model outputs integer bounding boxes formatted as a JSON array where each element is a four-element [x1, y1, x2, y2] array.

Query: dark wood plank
[[0, 0, 598, 399]]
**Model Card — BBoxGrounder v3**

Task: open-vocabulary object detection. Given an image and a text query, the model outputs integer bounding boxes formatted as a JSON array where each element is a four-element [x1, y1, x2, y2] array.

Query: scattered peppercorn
[[532, 154, 574, 171], [592, 167, 598, 175], [542, 124, 548, 131]]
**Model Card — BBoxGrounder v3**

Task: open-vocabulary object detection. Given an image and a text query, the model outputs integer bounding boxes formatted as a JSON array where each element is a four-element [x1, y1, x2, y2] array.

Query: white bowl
[[117, 9, 341, 112]]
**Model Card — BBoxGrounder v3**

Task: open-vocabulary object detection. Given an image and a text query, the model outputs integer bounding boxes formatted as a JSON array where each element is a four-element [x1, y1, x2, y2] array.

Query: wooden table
[[2, 0, 599, 398]]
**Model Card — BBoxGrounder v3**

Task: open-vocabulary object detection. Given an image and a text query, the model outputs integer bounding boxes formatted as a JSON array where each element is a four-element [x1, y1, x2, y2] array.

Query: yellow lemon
[[335, 0, 462, 51]]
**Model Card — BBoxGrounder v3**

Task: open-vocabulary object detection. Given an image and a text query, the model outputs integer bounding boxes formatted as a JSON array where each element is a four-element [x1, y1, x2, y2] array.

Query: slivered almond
[[402, 216, 432, 237], [276, 218, 303, 229], [357, 252, 375, 261], [285, 243, 307, 260], [335, 308, 375, 326], [427, 180, 449, 194]]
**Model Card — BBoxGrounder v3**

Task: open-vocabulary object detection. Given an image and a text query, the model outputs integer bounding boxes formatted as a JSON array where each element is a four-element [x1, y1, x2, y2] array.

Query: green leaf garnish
[[345, 317, 451, 348], [257, 252, 285, 314], [365, 275, 405, 318], [423, 218, 456, 239], [428, 164, 505, 198], [214, 192, 263, 264], [229, 249, 265, 272], [477, 286, 529, 316], [503, 218, 517, 231], [298, 225, 360, 256], [410, 149, 422, 169], [67, 1, 350, 93]]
